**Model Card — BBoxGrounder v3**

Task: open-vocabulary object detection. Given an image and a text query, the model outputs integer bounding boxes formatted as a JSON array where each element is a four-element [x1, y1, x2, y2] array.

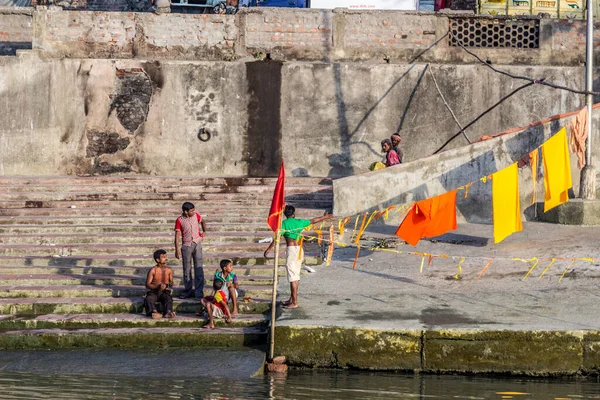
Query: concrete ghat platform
[[273, 222, 600, 376]]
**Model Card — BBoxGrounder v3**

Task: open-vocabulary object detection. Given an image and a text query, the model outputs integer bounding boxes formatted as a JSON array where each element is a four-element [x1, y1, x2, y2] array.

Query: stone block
[[535, 199, 600, 226], [423, 330, 584, 375], [274, 326, 422, 370]]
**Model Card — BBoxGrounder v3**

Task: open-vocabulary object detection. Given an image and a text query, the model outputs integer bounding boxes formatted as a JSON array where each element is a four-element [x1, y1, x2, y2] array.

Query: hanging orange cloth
[[529, 148, 538, 205], [569, 106, 588, 170], [395, 190, 457, 246], [542, 127, 572, 212], [493, 163, 523, 244]]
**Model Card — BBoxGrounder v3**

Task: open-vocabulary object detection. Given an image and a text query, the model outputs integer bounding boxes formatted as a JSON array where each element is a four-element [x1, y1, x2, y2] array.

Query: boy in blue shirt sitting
[[214, 259, 239, 316]]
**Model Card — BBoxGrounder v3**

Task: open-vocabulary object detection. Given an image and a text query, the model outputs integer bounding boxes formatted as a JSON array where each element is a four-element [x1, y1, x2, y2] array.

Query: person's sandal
[[151, 311, 162, 319]]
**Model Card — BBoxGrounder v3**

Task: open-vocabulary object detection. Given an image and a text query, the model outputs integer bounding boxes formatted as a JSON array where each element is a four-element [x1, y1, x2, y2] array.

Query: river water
[[1, 349, 600, 399]]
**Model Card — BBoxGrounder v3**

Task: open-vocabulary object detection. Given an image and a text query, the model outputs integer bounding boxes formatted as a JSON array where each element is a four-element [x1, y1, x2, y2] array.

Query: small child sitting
[[214, 259, 239, 316], [200, 279, 232, 329]]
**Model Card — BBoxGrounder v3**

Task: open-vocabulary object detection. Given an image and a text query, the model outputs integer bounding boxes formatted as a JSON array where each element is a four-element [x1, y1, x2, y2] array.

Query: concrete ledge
[[536, 199, 600, 225], [274, 326, 422, 370], [0, 327, 267, 349], [423, 330, 583, 375], [274, 326, 600, 375]]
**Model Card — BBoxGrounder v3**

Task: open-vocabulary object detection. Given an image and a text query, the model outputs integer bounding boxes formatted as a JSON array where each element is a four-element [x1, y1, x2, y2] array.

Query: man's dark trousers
[[181, 242, 204, 299], [144, 290, 173, 315]]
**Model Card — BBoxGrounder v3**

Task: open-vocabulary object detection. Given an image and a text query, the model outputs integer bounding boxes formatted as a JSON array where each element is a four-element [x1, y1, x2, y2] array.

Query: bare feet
[[282, 304, 298, 309], [232, 310, 239, 317], [225, 316, 233, 323], [281, 299, 292, 306], [165, 311, 176, 319], [151, 311, 162, 319], [202, 323, 215, 329]]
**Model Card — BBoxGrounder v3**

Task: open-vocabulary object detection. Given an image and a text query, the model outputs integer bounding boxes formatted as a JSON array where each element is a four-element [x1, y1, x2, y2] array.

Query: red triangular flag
[[267, 160, 285, 232]]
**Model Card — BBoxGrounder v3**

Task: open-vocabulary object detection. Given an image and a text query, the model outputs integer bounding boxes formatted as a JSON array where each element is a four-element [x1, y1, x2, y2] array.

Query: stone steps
[[0, 284, 273, 299], [0, 204, 323, 214], [0, 313, 268, 330], [0, 241, 311, 256], [0, 273, 272, 286], [0, 253, 321, 266], [0, 176, 331, 186], [0, 215, 300, 225], [0, 223, 271, 234], [0, 264, 286, 277], [0, 327, 268, 350], [0, 231, 276, 245], [0, 191, 332, 203], [0, 184, 331, 195], [0, 175, 331, 350], [0, 297, 271, 315]]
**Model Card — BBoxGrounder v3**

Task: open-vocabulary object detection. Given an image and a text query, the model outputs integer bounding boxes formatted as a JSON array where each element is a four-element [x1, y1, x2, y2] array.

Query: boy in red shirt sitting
[[200, 279, 232, 329]]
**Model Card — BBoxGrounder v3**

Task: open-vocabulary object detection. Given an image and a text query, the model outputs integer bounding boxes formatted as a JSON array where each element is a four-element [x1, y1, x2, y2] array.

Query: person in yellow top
[[264, 205, 333, 309]]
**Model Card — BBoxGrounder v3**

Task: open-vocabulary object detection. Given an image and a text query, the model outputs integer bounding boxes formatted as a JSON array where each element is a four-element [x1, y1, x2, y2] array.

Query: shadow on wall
[[318, 11, 438, 178], [0, 42, 31, 56]]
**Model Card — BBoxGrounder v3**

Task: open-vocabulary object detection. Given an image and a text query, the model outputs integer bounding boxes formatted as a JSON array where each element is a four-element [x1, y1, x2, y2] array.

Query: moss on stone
[[274, 325, 421, 370], [423, 330, 584, 375], [0, 331, 267, 350]]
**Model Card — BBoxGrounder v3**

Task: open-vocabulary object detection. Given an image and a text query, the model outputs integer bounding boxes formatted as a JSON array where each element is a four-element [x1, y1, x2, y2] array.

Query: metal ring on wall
[[197, 128, 211, 142]]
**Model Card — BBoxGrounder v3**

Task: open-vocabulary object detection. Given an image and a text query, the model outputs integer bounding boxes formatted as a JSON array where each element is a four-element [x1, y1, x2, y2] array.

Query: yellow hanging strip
[[454, 257, 465, 280], [530, 149, 538, 205], [338, 217, 350, 237], [326, 225, 335, 266], [462, 182, 473, 198], [538, 258, 556, 279], [558, 259, 576, 283], [350, 215, 360, 241], [520, 257, 539, 281], [354, 214, 368, 245], [297, 236, 305, 260], [476, 258, 493, 280], [419, 253, 428, 273], [352, 246, 361, 270]]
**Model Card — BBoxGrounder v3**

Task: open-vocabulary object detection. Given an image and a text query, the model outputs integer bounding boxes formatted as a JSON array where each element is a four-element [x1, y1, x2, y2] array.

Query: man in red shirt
[[174, 202, 207, 299]]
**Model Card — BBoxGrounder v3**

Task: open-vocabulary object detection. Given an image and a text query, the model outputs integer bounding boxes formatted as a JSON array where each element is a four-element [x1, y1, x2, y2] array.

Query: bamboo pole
[[268, 223, 281, 361]]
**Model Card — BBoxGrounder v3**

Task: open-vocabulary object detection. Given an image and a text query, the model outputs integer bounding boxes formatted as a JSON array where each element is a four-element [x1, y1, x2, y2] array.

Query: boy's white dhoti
[[286, 245, 303, 283]]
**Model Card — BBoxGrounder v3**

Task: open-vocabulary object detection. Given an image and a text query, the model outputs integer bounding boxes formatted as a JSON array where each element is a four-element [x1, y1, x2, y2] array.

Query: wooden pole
[[268, 221, 281, 361]]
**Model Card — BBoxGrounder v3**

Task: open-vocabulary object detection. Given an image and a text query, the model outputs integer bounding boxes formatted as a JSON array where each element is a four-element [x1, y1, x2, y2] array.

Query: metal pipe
[[586, 0, 593, 166]]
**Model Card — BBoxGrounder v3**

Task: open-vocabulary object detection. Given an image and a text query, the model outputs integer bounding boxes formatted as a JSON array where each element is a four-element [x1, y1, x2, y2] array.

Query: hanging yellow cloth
[[529, 148, 538, 205], [542, 127, 572, 212], [493, 163, 523, 244]]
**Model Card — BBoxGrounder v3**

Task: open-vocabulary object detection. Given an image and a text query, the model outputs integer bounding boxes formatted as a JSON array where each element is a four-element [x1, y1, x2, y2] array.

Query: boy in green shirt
[[264, 205, 333, 309]]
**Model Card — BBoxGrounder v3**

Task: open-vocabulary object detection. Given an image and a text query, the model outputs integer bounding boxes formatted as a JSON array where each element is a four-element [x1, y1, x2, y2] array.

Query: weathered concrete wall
[[274, 325, 593, 376], [332, 105, 600, 223], [0, 7, 32, 55], [0, 53, 249, 175], [0, 53, 594, 178], [20, 7, 600, 65]]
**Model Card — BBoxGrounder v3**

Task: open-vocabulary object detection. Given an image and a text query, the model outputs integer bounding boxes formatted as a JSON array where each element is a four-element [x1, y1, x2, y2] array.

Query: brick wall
[[0, 7, 32, 55], [23, 7, 600, 64], [343, 11, 437, 50], [244, 8, 333, 60], [141, 13, 237, 60], [34, 8, 237, 59], [36, 10, 136, 57]]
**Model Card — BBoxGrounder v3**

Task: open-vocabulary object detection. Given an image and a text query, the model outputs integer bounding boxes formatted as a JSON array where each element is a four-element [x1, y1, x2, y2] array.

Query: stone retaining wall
[[274, 326, 600, 375]]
